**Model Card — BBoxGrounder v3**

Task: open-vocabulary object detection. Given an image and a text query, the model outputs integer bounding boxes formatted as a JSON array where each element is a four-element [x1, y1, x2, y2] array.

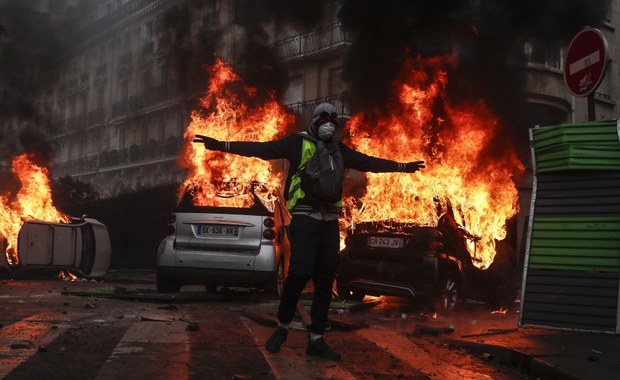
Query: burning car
[[336, 210, 518, 310], [1, 217, 111, 279], [1, 153, 111, 279], [156, 186, 290, 295]]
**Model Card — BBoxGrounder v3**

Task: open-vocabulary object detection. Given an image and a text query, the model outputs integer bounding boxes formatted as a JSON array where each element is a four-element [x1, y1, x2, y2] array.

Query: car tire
[[156, 272, 181, 293], [264, 259, 285, 297], [433, 272, 461, 311], [337, 281, 365, 301]]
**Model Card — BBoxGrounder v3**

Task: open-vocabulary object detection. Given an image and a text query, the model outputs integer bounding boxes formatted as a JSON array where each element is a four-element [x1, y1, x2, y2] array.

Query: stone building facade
[[2, 0, 619, 200]]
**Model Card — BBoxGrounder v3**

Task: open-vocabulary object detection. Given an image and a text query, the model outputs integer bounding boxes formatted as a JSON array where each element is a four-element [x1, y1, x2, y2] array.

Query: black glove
[[402, 160, 425, 172], [193, 134, 222, 151]]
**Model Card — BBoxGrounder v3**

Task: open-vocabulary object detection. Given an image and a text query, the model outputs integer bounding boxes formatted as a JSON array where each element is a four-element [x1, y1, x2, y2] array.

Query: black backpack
[[297, 133, 345, 204]]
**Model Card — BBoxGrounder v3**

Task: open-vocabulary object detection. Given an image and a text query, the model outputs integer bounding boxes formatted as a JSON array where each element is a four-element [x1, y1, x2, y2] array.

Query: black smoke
[[339, 0, 608, 111], [337, 0, 609, 160], [164, 0, 328, 100], [0, 0, 79, 171]]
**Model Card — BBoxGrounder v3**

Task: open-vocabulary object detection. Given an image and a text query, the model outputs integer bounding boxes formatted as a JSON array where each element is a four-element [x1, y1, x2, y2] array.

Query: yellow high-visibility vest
[[286, 132, 343, 211]]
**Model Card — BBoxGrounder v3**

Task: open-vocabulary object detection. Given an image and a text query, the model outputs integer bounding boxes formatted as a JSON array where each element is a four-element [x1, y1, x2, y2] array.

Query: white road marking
[[356, 326, 494, 380], [95, 321, 190, 380], [242, 317, 356, 380], [0, 313, 70, 378]]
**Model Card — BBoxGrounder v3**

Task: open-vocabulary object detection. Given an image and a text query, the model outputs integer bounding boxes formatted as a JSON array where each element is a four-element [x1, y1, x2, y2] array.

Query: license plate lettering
[[367, 236, 403, 249], [199, 224, 239, 237]]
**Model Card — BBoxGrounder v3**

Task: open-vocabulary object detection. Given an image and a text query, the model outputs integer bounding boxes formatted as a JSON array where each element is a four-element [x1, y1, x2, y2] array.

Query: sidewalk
[[450, 318, 620, 380]]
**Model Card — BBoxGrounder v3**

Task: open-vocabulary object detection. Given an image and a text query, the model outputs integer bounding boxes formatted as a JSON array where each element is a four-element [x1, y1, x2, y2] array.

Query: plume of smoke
[[163, 0, 327, 101], [337, 0, 609, 160], [0, 0, 77, 169], [338, 0, 608, 110]]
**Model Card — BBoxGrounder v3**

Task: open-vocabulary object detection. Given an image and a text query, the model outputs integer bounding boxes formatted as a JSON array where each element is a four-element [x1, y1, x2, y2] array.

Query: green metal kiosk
[[521, 120, 620, 334]]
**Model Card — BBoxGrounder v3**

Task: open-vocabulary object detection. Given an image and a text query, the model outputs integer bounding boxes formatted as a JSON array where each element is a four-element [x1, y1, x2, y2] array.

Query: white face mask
[[317, 122, 336, 141]]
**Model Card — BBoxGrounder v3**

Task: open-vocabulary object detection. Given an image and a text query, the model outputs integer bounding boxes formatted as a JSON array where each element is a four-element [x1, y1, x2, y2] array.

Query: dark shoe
[[306, 337, 341, 361], [265, 327, 288, 353]]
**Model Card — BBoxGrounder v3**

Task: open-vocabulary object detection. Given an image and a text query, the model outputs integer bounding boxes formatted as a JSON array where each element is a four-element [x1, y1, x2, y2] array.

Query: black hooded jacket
[[217, 133, 404, 203]]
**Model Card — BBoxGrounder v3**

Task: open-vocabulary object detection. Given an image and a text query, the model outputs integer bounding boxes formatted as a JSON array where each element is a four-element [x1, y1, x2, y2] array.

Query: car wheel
[[156, 272, 181, 293], [337, 281, 365, 301], [264, 259, 285, 297], [435, 272, 461, 311]]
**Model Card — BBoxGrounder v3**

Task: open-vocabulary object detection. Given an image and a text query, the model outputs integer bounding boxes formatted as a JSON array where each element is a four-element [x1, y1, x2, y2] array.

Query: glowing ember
[[0, 153, 70, 265], [178, 58, 295, 210], [342, 56, 524, 269], [58, 270, 79, 282], [491, 308, 508, 314]]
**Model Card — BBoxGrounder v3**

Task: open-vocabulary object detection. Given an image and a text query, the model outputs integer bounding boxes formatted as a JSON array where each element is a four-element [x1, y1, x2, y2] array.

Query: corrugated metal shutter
[[521, 121, 620, 334], [522, 270, 618, 332]]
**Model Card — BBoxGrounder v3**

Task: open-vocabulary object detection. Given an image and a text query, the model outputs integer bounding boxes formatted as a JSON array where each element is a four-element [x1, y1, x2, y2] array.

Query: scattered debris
[[411, 324, 455, 337], [347, 299, 381, 312], [232, 374, 252, 380], [588, 349, 602, 361], [158, 304, 178, 311], [185, 323, 200, 332], [461, 328, 518, 338], [329, 317, 367, 331], [10, 341, 33, 349], [140, 316, 173, 322], [113, 286, 127, 294]]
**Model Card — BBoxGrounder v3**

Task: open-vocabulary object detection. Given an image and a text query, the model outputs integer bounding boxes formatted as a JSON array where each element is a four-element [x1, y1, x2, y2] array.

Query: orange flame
[[0, 153, 70, 265], [342, 56, 524, 269], [180, 56, 523, 270], [178, 58, 295, 210], [58, 270, 79, 282]]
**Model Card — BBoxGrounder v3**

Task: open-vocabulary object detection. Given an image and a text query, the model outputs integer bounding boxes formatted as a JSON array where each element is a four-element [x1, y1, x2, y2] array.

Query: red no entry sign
[[564, 28, 608, 97]]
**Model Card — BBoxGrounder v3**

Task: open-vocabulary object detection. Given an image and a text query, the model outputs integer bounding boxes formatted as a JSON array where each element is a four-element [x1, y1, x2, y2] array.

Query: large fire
[[179, 58, 295, 210], [342, 56, 524, 269], [0, 153, 70, 265], [180, 56, 523, 269]]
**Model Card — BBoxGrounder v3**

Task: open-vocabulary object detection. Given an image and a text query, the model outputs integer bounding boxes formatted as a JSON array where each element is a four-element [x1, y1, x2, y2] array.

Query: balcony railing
[[111, 99, 128, 119], [53, 136, 182, 176], [276, 23, 350, 60], [286, 93, 351, 125], [88, 108, 106, 125], [128, 85, 176, 113]]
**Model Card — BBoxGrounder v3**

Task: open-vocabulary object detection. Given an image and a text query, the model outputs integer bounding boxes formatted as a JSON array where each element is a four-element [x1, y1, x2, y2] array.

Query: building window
[[328, 67, 344, 95], [283, 74, 303, 105]]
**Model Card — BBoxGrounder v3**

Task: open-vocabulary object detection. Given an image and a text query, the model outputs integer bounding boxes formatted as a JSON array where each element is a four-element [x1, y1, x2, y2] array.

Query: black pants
[[277, 214, 339, 335]]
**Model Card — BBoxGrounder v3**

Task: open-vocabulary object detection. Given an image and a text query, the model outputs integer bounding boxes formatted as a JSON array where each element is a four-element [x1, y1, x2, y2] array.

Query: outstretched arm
[[340, 142, 425, 173], [193, 134, 298, 161]]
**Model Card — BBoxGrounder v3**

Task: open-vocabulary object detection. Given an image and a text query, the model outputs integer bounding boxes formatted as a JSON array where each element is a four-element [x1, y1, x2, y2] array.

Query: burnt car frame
[[156, 188, 290, 295], [336, 212, 518, 310]]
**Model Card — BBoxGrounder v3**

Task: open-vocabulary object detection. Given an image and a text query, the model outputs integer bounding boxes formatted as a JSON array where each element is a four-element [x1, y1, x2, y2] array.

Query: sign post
[[563, 28, 608, 121]]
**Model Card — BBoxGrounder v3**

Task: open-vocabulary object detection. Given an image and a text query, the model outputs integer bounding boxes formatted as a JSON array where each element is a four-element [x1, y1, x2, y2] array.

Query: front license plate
[[367, 236, 404, 249], [198, 224, 239, 237]]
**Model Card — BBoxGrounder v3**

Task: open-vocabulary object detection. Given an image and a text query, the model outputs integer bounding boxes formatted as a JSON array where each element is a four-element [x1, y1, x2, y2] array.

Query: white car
[[156, 191, 290, 295], [0, 217, 112, 278]]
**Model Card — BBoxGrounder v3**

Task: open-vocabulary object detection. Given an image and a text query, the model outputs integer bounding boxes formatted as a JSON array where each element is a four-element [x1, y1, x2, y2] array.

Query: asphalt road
[[0, 273, 533, 380]]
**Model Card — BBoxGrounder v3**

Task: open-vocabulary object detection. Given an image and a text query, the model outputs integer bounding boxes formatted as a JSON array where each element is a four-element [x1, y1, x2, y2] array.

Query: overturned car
[[1, 217, 111, 279]]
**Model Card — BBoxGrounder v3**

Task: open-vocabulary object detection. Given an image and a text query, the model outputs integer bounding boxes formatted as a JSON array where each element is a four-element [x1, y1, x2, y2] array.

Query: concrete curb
[[449, 339, 584, 380]]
